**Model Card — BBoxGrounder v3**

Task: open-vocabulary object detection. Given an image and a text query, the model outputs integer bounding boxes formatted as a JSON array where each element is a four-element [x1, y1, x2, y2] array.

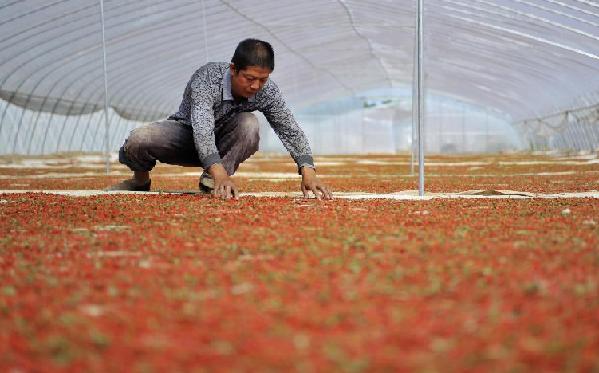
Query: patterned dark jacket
[[169, 62, 314, 171]]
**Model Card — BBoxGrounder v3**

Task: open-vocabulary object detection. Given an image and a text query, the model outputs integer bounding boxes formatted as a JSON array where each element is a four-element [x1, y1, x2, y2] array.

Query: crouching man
[[109, 38, 332, 200]]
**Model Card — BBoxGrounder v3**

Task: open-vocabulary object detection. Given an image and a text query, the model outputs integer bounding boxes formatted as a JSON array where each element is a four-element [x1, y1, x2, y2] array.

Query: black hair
[[231, 38, 275, 72]]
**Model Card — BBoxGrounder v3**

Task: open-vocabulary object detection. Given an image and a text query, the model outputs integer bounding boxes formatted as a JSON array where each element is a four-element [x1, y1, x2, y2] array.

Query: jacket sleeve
[[261, 81, 314, 172], [189, 67, 221, 169]]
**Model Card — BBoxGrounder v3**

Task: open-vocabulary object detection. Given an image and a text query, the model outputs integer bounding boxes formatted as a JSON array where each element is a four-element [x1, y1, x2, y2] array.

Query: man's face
[[230, 64, 271, 99]]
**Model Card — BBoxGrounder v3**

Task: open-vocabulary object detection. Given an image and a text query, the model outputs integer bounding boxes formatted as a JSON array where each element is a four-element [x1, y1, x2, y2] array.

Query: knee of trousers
[[124, 126, 156, 154], [236, 113, 260, 144], [120, 126, 157, 171]]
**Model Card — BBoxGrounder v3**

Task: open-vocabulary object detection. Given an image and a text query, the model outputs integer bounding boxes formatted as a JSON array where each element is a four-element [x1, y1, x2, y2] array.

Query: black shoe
[[199, 173, 214, 194], [106, 179, 151, 191]]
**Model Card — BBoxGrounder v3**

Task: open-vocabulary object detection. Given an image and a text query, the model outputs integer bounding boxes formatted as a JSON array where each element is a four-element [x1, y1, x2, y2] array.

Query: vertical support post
[[416, 0, 425, 196], [361, 106, 366, 153], [411, 17, 417, 175], [439, 98, 445, 153], [99, 0, 111, 174], [485, 108, 489, 152], [201, 0, 209, 63], [391, 107, 400, 154], [410, 102, 415, 174], [461, 103, 466, 152]]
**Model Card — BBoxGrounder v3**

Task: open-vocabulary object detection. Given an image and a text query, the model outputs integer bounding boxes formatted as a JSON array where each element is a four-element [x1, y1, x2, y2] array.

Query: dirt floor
[[1, 152, 598, 371]]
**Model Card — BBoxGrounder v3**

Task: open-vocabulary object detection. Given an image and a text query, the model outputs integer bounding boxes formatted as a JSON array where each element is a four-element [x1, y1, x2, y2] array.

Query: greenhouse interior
[[1, 0, 598, 371]]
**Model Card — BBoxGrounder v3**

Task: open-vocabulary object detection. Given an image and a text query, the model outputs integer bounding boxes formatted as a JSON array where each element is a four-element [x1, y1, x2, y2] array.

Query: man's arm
[[189, 68, 220, 170], [189, 67, 238, 199], [261, 81, 332, 199], [261, 81, 315, 174]]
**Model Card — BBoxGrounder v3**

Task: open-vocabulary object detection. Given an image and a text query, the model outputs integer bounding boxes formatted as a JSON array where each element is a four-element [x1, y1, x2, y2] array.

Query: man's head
[[230, 39, 274, 99]]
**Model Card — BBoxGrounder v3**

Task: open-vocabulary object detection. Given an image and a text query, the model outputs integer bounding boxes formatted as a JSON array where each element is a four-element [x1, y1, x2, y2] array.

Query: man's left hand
[[301, 167, 333, 200]]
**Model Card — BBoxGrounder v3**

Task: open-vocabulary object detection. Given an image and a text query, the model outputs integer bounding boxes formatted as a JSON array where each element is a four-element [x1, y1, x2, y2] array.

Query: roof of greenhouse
[[1, 0, 599, 123]]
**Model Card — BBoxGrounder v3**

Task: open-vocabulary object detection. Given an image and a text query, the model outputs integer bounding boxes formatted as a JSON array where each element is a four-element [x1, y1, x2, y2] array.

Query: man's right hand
[[207, 163, 238, 200]]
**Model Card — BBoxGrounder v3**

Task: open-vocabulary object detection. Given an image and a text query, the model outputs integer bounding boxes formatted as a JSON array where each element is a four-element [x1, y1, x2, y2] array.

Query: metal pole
[[201, 0, 209, 63], [485, 108, 489, 152], [416, 0, 425, 196], [411, 20, 417, 176], [361, 106, 366, 153], [99, 0, 111, 174], [461, 103, 466, 152], [440, 97, 445, 153]]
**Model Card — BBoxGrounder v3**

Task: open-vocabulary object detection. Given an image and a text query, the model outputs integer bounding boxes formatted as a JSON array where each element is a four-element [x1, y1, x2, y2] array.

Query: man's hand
[[207, 163, 238, 200], [301, 166, 333, 200]]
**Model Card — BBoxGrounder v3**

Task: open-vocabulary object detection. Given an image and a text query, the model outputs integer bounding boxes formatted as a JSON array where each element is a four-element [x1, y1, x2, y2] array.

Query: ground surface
[[0, 151, 598, 193], [1, 152, 598, 371]]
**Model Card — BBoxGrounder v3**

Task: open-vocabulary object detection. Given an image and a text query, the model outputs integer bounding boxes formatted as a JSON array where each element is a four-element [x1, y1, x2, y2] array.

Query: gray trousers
[[119, 112, 260, 176]]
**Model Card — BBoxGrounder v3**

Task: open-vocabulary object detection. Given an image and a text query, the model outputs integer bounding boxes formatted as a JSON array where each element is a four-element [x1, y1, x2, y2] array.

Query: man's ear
[[230, 63, 237, 75]]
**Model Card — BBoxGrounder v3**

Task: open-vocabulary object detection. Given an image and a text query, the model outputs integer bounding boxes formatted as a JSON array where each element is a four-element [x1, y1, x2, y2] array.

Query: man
[[110, 38, 332, 200]]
